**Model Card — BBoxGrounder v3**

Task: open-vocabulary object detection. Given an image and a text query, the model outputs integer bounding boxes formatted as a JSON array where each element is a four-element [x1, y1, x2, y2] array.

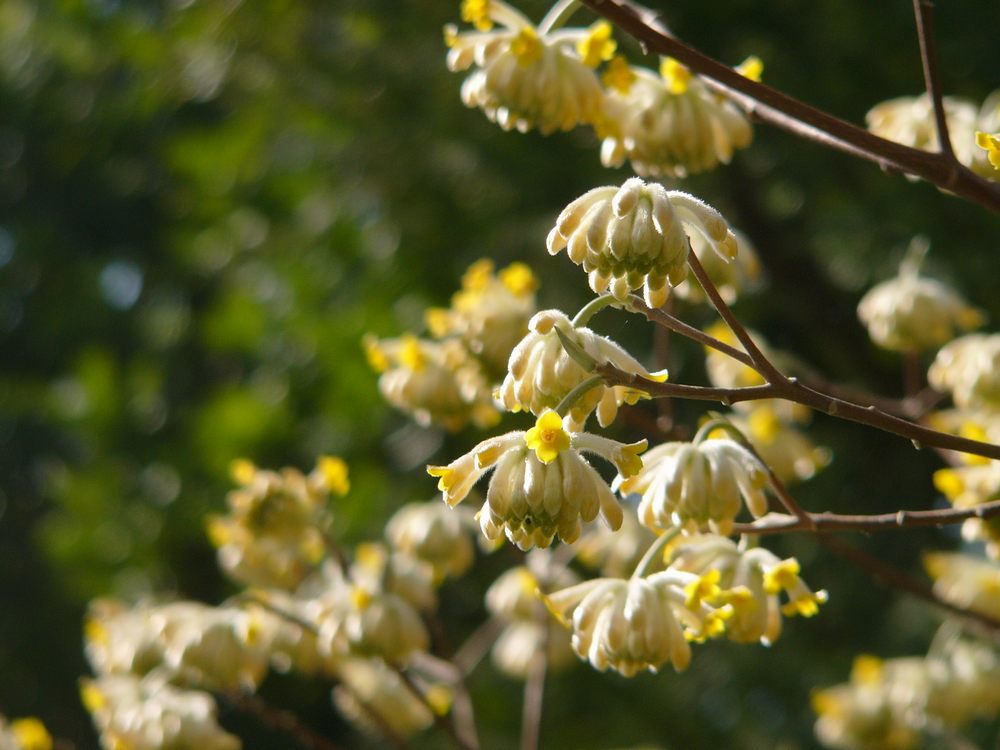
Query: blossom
[[972, 90, 1000, 177], [618, 438, 770, 536], [445, 1, 606, 134], [924, 552, 1000, 620], [598, 58, 753, 178], [0, 716, 52, 750], [425, 258, 538, 377], [385, 501, 477, 582], [364, 333, 500, 431], [667, 534, 827, 644], [428, 409, 645, 549], [928, 333, 1000, 409], [241, 590, 338, 676], [976, 131, 1000, 170], [546, 178, 738, 307], [81, 674, 240, 750], [931, 447, 1000, 557], [498, 309, 667, 430], [857, 243, 982, 352], [543, 570, 718, 676], [206, 457, 347, 590]]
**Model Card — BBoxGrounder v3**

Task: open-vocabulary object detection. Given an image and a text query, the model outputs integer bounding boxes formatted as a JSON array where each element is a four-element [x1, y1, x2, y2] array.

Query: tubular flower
[[673, 228, 762, 305], [498, 309, 667, 430], [866, 94, 980, 176], [81, 674, 240, 750], [385, 501, 477, 583], [924, 552, 1000, 621], [84, 599, 269, 691], [332, 658, 448, 740], [546, 178, 738, 307], [364, 333, 500, 431], [0, 716, 52, 750], [206, 458, 347, 590], [668, 534, 828, 645], [542, 570, 720, 676], [444, 1, 606, 135], [425, 259, 538, 377], [618, 438, 770, 536], [722, 405, 831, 484], [428, 409, 646, 549], [598, 57, 753, 178], [485, 552, 577, 678], [928, 333, 1000, 409], [857, 244, 982, 353]]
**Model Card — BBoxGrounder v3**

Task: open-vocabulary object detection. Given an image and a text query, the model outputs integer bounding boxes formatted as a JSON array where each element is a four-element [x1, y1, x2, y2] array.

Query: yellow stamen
[[602, 55, 635, 94], [762, 558, 800, 595], [660, 57, 691, 95], [460, 0, 493, 31], [525, 410, 570, 464], [577, 21, 616, 68], [399, 334, 427, 371], [461, 258, 494, 291], [351, 586, 373, 610], [363, 336, 390, 373], [684, 569, 722, 609], [511, 26, 543, 67], [316, 455, 350, 495], [229, 458, 257, 486], [976, 131, 1000, 170], [425, 307, 451, 337], [850, 654, 884, 685], [499, 262, 538, 296]]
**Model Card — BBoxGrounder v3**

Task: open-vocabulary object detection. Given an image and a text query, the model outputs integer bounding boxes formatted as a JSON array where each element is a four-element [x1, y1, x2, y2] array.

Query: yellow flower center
[[602, 55, 636, 95], [524, 410, 570, 463], [351, 586, 373, 610], [577, 21, 616, 68], [684, 569, 722, 609], [460, 0, 493, 31], [511, 26, 543, 67], [762, 558, 800, 595], [660, 57, 691, 95]]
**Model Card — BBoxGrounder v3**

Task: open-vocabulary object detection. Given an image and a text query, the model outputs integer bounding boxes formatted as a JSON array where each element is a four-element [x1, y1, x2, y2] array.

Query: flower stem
[[571, 294, 617, 327], [538, 0, 581, 34], [631, 527, 681, 579], [555, 374, 604, 417]]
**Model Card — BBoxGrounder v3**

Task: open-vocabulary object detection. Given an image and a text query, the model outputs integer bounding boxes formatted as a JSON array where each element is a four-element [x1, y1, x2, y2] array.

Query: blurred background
[[2, 0, 1000, 747]]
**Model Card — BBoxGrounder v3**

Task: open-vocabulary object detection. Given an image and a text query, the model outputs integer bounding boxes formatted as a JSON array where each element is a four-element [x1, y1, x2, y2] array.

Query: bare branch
[[912, 0, 956, 161]]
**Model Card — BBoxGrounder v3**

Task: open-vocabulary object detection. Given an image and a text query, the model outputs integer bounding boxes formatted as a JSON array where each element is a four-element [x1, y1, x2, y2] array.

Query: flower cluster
[[0, 716, 51, 750], [206, 457, 348, 589], [546, 177, 738, 307], [485, 551, 576, 678], [498, 309, 667, 430], [599, 57, 755, 178], [857, 243, 982, 353], [385, 500, 477, 583], [932, 456, 1000, 557], [429, 409, 646, 549], [928, 333, 1000, 409], [924, 552, 1000, 620]]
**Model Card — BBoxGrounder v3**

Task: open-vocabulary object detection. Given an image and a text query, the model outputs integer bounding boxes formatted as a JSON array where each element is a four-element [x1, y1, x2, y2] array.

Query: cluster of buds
[[366, 259, 539, 431], [498, 309, 667, 430], [813, 639, 1000, 750], [485, 552, 577, 678], [385, 501, 477, 583], [857, 241, 982, 353], [0, 715, 51, 750], [206, 456, 348, 590], [81, 674, 240, 750], [866, 90, 1000, 181]]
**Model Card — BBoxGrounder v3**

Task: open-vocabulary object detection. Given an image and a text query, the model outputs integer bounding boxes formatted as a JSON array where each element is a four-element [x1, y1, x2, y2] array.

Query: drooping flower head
[[617, 437, 771, 536], [425, 259, 538, 377], [498, 309, 667, 430], [445, 2, 610, 134], [547, 178, 738, 307], [598, 57, 754, 178], [428, 409, 646, 549], [857, 241, 983, 353]]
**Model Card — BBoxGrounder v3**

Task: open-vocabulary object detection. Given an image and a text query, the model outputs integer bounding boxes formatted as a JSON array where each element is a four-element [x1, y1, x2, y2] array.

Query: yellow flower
[[316, 455, 350, 496], [601, 54, 635, 94], [762, 558, 800, 595], [976, 131, 1000, 170], [736, 55, 764, 82], [511, 26, 543, 66], [577, 22, 616, 68], [524, 410, 571, 463], [460, 0, 492, 31], [10, 718, 52, 750], [660, 57, 691, 95]]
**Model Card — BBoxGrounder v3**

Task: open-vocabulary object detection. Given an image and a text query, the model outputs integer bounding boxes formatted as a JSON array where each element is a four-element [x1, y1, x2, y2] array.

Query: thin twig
[[818, 535, 1000, 634], [732, 497, 1000, 536], [578, 0, 1000, 213], [520, 602, 549, 750], [223, 691, 345, 750], [912, 0, 956, 161], [451, 616, 505, 678]]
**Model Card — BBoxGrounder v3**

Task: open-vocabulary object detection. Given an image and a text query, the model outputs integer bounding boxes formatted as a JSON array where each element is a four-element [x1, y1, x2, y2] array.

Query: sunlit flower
[[672, 228, 762, 305], [498, 309, 667, 430], [598, 57, 753, 178], [364, 333, 500, 431], [928, 333, 1000, 409], [0, 716, 52, 750], [206, 457, 347, 590], [425, 259, 538, 377], [385, 501, 477, 582], [546, 178, 738, 307], [924, 552, 1000, 620], [81, 674, 240, 750], [445, 1, 606, 134], [618, 438, 770, 536], [668, 534, 827, 644], [349, 542, 438, 612], [932, 453, 1000, 558], [866, 93, 979, 175], [543, 570, 716, 676], [428, 410, 646, 549], [332, 658, 448, 739], [857, 243, 982, 353]]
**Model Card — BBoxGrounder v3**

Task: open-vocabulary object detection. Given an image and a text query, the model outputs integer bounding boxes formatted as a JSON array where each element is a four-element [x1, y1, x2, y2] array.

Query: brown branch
[[394, 667, 475, 750], [223, 691, 345, 750], [912, 0, 955, 161], [818, 536, 1000, 634], [579, 0, 1000, 214], [520, 602, 549, 750], [733, 497, 1000, 536]]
